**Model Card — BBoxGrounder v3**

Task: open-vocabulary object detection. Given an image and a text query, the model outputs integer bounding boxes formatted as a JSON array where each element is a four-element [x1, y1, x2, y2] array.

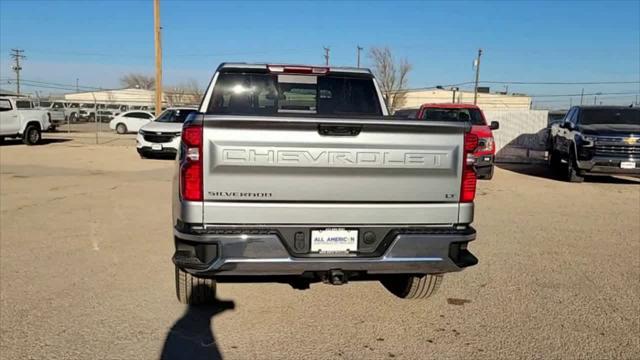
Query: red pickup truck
[[395, 103, 499, 179]]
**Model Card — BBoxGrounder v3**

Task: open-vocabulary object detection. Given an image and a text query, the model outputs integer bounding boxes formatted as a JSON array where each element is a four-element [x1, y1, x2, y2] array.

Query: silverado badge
[[623, 137, 638, 145]]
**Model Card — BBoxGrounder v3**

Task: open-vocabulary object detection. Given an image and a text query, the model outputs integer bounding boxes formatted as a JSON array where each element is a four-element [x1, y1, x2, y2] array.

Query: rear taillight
[[461, 133, 478, 203], [180, 123, 203, 201]]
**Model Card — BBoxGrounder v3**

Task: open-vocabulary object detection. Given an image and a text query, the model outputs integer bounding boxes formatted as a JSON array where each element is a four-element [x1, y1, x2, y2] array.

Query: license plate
[[620, 161, 636, 169], [151, 144, 163, 151], [311, 228, 358, 254]]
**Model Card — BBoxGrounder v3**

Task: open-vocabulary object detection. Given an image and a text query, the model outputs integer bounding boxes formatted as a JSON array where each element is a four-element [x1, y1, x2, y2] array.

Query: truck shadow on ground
[[161, 286, 236, 360], [0, 138, 72, 146], [496, 163, 640, 185]]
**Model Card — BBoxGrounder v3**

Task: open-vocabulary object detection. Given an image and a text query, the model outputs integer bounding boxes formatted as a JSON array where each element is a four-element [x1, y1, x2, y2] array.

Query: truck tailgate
[[203, 116, 465, 205]]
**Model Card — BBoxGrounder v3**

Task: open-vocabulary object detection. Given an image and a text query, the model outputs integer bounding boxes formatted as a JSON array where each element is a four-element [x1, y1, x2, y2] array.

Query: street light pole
[[473, 48, 483, 105], [323, 46, 330, 66], [154, 0, 163, 116]]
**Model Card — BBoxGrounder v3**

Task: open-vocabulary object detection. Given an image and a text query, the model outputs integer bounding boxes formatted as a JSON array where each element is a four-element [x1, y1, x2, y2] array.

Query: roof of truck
[[217, 62, 373, 75], [419, 103, 481, 109], [572, 105, 637, 110]]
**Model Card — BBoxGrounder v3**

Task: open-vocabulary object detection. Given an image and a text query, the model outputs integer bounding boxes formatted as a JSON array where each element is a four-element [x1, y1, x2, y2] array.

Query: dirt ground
[[1, 135, 639, 360]]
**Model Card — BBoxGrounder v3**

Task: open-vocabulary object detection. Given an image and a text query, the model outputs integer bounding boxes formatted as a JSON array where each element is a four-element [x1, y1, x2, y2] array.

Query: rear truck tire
[[175, 266, 217, 305], [116, 123, 127, 134], [566, 150, 584, 183], [380, 274, 443, 300], [549, 150, 562, 174], [22, 125, 41, 145], [69, 112, 78, 122], [477, 165, 494, 180], [485, 165, 494, 180]]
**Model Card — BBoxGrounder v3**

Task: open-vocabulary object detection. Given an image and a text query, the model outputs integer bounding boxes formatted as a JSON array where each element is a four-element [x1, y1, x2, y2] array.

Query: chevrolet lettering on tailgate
[[217, 147, 452, 168]]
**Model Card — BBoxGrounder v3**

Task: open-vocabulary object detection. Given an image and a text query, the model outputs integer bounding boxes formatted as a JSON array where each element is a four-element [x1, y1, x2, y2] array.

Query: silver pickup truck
[[172, 63, 479, 304]]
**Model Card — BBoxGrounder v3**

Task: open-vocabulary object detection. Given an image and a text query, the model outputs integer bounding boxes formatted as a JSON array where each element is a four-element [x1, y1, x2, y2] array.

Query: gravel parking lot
[[1, 136, 639, 360]]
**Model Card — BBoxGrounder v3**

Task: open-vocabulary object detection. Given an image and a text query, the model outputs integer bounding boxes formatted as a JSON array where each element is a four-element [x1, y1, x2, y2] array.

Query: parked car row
[[36, 100, 166, 123]]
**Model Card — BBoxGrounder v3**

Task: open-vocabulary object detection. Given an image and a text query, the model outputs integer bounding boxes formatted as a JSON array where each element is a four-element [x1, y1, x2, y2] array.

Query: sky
[[1, 0, 639, 109]]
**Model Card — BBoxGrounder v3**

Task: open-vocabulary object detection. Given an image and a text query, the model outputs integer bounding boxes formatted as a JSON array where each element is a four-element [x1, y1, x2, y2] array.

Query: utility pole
[[451, 87, 459, 103], [473, 48, 482, 105], [10, 49, 25, 95], [593, 96, 597, 105], [154, 0, 163, 116], [323, 46, 330, 66], [356, 45, 363, 68], [580, 88, 584, 105]]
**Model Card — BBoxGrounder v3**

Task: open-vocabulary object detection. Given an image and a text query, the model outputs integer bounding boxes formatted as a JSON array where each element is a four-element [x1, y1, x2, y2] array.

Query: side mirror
[[489, 121, 500, 130], [562, 122, 575, 130]]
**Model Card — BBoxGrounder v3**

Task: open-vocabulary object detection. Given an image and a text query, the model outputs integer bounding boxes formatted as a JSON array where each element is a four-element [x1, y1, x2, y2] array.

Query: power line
[[5, 78, 638, 103], [528, 91, 639, 98], [479, 80, 640, 85]]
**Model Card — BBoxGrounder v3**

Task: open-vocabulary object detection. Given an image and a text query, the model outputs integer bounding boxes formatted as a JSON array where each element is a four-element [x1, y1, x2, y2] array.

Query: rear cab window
[[421, 108, 486, 126], [207, 69, 382, 117], [0, 99, 12, 111], [16, 100, 33, 109]]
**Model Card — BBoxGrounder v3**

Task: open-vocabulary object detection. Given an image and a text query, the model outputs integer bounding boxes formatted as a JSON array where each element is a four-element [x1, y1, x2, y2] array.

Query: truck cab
[[549, 106, 640, 181], [396, 103, 499, 179], [0, 96, 50, 145]]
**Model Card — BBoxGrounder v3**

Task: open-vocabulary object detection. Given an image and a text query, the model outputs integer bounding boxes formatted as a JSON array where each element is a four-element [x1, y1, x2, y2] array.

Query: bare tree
[[368, 47, 412, 113], [120, 73, 155, 90], [166, 79, 203, 106]]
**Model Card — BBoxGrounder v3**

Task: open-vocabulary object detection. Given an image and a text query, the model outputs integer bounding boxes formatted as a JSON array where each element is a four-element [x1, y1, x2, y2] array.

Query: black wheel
[[116, 123, 128, 134], [22, 125, 41, 145], [69, 112, 78, 122], [483, 165, 494, 180], [549, 150, 562, 173], [477, 165, 494, 180], [175, 266, 217, 305], [380, 274, 443, 300], [565, 151, 584, 183], [88, 114, 95, 122]]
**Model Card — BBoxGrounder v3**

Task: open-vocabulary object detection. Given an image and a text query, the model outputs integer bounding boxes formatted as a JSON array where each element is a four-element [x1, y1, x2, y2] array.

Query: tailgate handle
[[318, 124, 361, 136]]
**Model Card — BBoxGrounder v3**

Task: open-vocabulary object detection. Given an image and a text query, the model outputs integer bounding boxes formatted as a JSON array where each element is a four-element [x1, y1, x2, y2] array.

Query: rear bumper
[[577, 157, 640, 175], [173, 226, 477, 277]]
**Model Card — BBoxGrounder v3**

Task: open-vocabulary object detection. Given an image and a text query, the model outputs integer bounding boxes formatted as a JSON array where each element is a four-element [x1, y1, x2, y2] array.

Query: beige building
[[64, 88, 160, 106], [63, 88, 199, 107], [399, 88, 531, 111]]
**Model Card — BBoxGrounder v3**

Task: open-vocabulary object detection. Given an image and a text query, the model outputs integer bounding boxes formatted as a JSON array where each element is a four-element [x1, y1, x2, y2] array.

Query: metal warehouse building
[[63, 88, 162, 106]]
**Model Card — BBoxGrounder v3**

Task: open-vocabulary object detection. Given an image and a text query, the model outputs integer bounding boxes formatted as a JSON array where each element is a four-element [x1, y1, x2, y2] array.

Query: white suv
[[136, 107, 197, 158]]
